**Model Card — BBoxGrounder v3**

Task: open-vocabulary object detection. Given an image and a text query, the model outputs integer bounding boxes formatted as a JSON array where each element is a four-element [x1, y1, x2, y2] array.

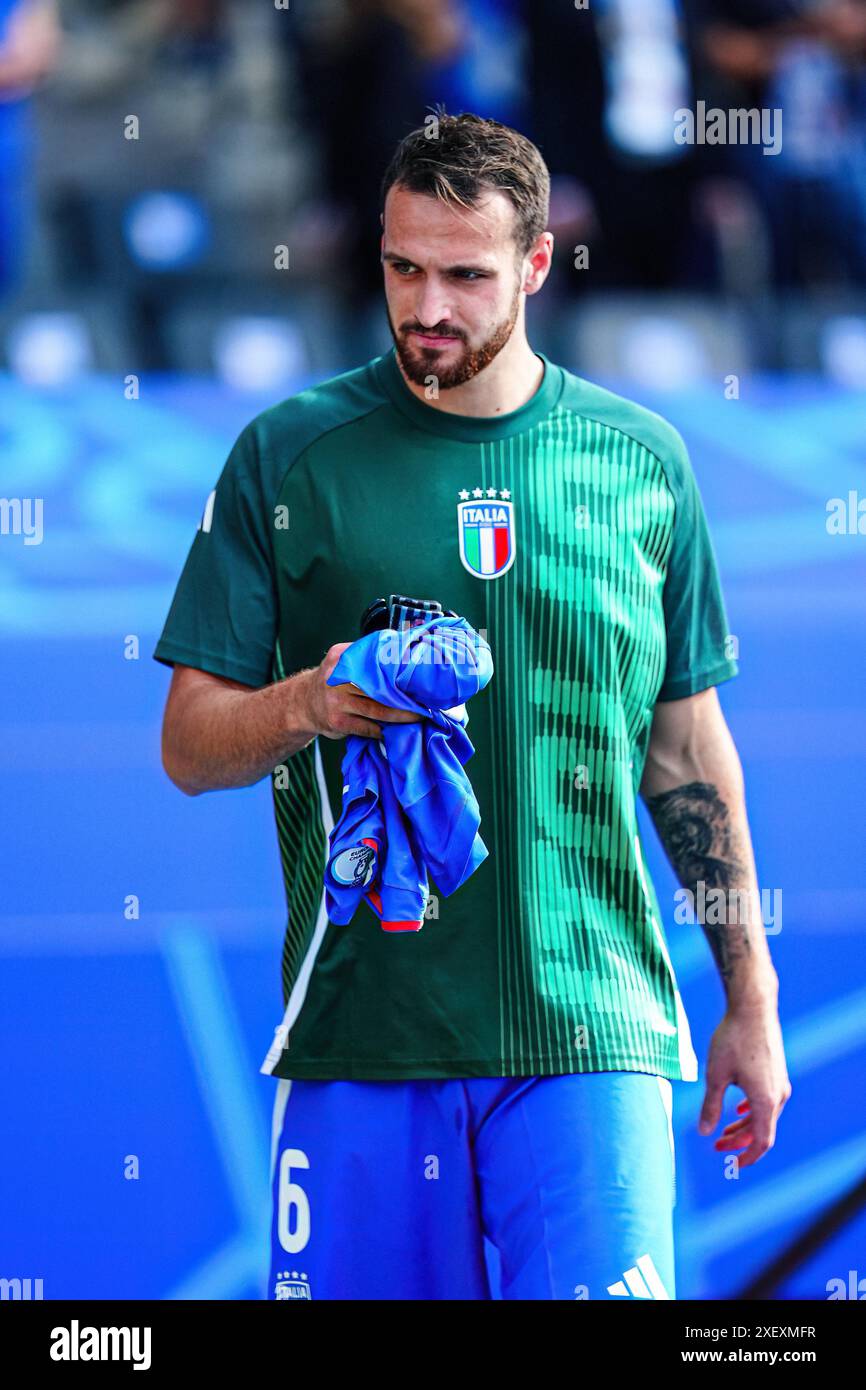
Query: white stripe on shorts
[[656, 1075, 676, 1205], [270, 1078, 292, 1186]]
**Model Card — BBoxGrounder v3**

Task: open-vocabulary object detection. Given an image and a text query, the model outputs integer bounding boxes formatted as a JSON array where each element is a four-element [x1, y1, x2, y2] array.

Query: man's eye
[[392, 263, 417, 274], [454, 271, 484, 281]]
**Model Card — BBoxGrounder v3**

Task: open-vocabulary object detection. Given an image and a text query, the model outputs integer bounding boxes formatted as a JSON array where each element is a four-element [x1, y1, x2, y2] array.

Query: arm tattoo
[[644, 780, 753, 984]]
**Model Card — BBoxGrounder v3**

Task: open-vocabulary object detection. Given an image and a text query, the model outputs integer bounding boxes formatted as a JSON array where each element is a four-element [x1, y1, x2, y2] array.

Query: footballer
[[156, 112, 790, 1301]]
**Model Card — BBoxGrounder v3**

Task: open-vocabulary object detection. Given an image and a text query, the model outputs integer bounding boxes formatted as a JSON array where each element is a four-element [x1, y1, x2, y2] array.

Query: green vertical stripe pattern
[[483, 405, 675, 1075], [271, 639, 329, 1010]]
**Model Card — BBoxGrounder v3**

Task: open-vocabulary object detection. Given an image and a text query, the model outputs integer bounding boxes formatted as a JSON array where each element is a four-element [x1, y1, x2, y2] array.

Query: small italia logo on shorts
[[457, 487, 515, 579], [274, 1270, 311, 1300]]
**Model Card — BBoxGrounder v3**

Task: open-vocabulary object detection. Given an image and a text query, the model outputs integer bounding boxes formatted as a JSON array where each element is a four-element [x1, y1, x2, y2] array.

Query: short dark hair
[[380, 109, 550, 258]]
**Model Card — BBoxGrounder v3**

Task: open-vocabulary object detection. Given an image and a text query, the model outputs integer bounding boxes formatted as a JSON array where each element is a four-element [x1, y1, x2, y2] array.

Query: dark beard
[[388, 285, 521, 390]]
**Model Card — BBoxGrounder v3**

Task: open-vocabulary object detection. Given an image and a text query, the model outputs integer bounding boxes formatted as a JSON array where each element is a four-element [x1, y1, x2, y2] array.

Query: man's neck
[[396, 338, 545, 419]]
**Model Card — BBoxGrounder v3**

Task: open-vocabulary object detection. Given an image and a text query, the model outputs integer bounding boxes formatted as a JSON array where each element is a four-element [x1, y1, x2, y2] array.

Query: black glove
[[359, 593, 456, 637]]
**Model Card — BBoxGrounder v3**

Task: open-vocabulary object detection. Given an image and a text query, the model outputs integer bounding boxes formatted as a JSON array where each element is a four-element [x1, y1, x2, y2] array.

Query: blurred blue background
[[1, 0, 865, 1300]]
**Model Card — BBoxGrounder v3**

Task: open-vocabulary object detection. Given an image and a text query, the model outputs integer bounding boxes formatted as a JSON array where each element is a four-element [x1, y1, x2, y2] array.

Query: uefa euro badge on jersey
[[327, 839, 378, 889], [457, 487, 515, 579]]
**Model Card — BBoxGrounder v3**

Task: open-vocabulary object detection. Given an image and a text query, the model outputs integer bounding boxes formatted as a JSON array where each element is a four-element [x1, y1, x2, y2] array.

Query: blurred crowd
[[2, 0, 866, 373]]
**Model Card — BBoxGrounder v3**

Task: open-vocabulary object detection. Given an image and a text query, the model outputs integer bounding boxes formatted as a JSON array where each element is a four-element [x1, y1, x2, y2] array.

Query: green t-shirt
[[154, 348, 738, 1082]]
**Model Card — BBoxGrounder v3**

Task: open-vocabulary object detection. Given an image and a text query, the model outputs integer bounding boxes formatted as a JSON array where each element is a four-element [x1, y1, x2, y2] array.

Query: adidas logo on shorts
[[607, 1253, 671, 1300]]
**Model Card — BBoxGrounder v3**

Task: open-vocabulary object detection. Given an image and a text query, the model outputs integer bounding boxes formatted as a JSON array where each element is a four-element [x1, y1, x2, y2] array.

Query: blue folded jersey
[[324, 615, 493, 931]]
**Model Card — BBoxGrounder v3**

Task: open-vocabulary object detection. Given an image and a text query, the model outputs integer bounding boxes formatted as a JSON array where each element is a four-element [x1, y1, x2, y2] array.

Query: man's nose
[[414, 282, 452, 330]]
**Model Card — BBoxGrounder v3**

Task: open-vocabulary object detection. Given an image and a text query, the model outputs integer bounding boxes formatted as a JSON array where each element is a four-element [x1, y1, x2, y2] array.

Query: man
[[155, 112, 790, 1301]]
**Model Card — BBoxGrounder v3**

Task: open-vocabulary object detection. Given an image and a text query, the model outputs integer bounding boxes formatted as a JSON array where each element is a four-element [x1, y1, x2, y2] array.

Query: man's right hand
[[159, 644, 421, 798], [301, 643, 421, 741]]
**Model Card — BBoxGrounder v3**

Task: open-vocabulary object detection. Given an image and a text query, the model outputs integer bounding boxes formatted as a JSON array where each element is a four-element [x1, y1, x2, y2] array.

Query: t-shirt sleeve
[[153, 421, 279, 688], [656, 433, 739, 702]]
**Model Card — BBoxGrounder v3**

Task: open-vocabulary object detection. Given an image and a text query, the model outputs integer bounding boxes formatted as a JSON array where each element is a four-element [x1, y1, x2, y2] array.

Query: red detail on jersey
[[494, 525, 510, 570]]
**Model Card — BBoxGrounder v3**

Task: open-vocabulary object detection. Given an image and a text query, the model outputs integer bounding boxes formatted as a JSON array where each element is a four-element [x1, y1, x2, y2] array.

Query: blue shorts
[[267, 1071, 677, 1301]]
